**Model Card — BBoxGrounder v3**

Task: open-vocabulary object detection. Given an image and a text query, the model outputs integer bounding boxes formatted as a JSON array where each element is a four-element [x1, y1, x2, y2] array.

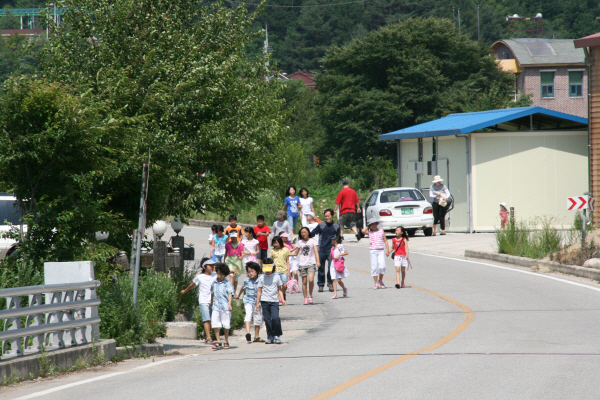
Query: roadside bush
[[496, 217, 567, 259], [98, 270, 178, 346], [170, 262, 202, 315]]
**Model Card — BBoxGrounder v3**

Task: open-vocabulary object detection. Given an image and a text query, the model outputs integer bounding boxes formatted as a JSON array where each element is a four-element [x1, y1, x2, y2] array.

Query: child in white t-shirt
[[330, 235, 349, 299], [180, 258, 217, 343], [242, 227, 260, 266]]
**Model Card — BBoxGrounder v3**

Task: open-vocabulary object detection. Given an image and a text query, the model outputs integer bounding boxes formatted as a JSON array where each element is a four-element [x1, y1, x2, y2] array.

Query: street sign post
[[567, 195, 594, 251]]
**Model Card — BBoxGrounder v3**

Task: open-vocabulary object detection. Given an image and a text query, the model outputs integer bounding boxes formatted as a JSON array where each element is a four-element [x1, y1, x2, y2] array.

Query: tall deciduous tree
[[37, 0, 286, 234], [315, 17, 523, 160]]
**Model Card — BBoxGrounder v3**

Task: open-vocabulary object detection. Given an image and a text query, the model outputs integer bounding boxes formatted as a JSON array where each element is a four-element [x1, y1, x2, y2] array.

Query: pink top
[[225, 242, 244, 257], [369, 229, 385, 250]]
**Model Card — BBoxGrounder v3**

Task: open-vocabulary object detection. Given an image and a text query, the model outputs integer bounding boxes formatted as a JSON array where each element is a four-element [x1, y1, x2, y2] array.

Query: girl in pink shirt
[[361, 218, 390, 289]]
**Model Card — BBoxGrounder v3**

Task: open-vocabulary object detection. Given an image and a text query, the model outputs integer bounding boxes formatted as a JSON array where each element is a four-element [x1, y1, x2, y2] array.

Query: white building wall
[[397, 130, 587, 232], [472, 131, 588, 230]]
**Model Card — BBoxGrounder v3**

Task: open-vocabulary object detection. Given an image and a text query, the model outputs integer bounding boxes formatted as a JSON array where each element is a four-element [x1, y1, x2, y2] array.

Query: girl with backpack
[[388, 226, 409, 289], [330, 235, 349, 299]]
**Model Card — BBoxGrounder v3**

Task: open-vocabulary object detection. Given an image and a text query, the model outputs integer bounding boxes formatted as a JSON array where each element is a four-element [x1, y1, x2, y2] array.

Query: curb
[[464, 250, 600, 281], [1, 339, 117, 383], [115, 343, 164, 360]]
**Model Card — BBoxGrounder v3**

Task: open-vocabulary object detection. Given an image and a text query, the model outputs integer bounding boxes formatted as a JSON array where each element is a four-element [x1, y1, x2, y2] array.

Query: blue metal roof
[[379, 106, 588, 141]]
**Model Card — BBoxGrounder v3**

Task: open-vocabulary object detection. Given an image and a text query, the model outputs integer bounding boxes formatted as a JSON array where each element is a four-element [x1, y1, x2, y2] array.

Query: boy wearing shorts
[[210, 263, 234, 350]]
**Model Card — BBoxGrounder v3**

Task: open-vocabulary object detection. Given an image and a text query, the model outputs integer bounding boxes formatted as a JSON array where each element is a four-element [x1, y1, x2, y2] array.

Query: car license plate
[[401, 208, 413, 215]]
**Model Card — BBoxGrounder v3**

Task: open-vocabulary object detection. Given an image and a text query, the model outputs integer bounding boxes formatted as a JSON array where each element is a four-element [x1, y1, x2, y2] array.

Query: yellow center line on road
[[309, 267, 474, 400]]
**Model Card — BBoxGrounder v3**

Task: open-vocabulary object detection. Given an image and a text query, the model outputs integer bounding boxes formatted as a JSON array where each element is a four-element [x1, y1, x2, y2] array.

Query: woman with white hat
[[429, 175, 451, 236]]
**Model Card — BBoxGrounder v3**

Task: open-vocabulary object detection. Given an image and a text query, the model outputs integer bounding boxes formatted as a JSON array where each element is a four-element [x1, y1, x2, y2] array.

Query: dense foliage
[[0, 0, 289, 267], [237, 0, 600, 73], [315, 17, 526, 159]]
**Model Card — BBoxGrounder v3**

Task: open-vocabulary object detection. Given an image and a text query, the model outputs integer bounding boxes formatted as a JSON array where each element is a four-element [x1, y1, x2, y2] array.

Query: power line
[[225, 0, 369, 8]]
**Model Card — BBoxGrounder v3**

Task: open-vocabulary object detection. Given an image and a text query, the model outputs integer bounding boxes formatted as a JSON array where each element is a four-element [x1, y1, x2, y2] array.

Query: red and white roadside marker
[[567, 195, 590, 211]]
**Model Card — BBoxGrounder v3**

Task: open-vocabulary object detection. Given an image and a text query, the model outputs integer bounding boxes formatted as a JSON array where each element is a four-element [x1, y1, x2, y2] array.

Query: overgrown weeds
[[496, 217, 575, 259]]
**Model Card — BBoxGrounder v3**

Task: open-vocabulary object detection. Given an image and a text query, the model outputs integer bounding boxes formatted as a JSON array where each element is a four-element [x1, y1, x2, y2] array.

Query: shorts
[[214, 254, 224, 263], [259, 248, 268, 262], [339, 212, 356, 229], [369, 249, 386, 276], [199, 303, 212, 323], [244, 303, 263, 326], [276, 272, 289, 284], [299, 264, 316, 277], [211, 310, 231, 329], [394, 256, 408, 268]]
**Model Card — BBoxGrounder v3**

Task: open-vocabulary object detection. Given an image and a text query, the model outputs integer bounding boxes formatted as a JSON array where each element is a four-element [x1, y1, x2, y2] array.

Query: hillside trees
[[315, 17, 525, 160]]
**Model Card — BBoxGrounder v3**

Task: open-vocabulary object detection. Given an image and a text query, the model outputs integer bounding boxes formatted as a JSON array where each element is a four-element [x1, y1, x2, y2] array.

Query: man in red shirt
[[253, 215, 271, 265], [334, 179, 362, 241]]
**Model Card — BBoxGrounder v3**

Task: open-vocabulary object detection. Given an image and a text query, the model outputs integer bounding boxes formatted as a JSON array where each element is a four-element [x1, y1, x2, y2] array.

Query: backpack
[[286, 275, 300, 294]]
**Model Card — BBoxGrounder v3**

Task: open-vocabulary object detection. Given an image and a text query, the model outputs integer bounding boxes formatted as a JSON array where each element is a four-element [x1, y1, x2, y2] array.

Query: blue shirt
[[242, 277, 259, 305], [211, 279, 234, 311], [285, 196, 300, 217]]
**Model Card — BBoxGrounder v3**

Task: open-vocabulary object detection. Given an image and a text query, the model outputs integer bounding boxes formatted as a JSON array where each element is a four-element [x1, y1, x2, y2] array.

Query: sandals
[[213, 342, 223, 350], [343, 288, 347, 298], [223, 342, 230, 349], [378, 280, 385, 288], [253, 337, 265, 343], [331, 295, 338, 299]]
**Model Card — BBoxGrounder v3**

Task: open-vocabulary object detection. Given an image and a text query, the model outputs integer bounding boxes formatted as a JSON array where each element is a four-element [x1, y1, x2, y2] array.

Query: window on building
[[541, 72, 554, 98], [569, 71, 583, 97]]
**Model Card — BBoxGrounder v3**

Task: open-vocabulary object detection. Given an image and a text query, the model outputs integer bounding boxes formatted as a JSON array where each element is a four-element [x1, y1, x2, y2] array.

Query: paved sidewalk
[[343, 231, 497, 259]]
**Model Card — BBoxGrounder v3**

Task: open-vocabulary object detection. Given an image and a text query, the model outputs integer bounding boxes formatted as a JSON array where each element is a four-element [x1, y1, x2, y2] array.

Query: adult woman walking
[[298, 188, 315, 227], [429, 175, 451, 236]]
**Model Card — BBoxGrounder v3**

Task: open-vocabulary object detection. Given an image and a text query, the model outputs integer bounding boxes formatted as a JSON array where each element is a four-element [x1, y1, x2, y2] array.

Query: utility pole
[[478, 6, 480, 40], [132, 151, 151, 307], [458, 8, 461, 34], [453, 7, 455, 27]]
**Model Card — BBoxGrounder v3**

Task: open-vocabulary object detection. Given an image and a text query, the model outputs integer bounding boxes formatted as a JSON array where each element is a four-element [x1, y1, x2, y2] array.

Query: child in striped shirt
[[361, 218, 390, 289]]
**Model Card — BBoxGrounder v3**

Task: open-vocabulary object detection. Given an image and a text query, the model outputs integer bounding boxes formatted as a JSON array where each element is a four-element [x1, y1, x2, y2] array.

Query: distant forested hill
[[221, 0, 600, 73]]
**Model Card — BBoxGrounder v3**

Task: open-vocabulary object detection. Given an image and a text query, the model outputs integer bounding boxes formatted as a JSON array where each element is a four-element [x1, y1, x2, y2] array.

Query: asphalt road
[[3, 225, 600, 400]]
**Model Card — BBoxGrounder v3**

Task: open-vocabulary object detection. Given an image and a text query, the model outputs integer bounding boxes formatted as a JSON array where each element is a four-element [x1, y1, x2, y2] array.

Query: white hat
[[304, 211, 315, 217], [202, 259, 216, 267], [367, 218, 379, 226], [229, 231, 238, 238], [432, 175, 444, 183], [500, 202, 507, 209]]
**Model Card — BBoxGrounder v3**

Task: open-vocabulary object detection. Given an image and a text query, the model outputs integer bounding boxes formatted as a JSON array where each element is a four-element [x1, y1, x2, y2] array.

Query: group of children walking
[[188, 210, 411, 349]]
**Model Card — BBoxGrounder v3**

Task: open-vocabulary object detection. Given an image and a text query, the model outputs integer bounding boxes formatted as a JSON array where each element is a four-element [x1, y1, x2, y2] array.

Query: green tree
[[315, 17, 518, 160], [0, 77, 128, 263], [34, 0, 287, 245]]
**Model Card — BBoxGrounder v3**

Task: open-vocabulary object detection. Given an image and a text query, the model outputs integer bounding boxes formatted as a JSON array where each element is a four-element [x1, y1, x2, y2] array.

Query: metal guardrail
[[0, 281, 101, 360]]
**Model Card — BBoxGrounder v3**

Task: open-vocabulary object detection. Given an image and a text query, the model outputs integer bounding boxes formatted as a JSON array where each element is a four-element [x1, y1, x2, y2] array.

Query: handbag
[[390, 238, 404, 259], [286, 275, 300, 294], [331, 248, 346, 273]]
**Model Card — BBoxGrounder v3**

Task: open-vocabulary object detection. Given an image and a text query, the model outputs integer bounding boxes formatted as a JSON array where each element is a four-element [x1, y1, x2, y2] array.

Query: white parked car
[[362, 187, 434, 236], [0, 194, 21, 259]]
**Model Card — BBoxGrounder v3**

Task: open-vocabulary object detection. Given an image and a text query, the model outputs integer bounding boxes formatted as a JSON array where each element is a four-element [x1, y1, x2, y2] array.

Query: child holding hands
[[180, 258, 217, 343], [361, 218, 390, 289], [210, 263, 235, 350]]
